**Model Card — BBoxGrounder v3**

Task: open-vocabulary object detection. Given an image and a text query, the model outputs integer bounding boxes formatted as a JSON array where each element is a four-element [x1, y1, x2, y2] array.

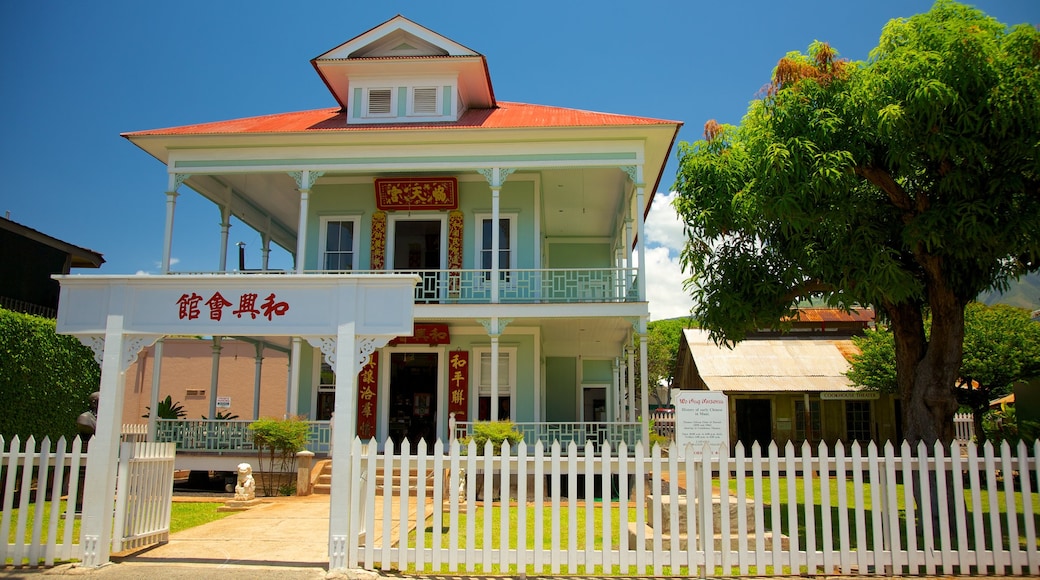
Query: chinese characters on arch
[[176, 291, 290, 322]]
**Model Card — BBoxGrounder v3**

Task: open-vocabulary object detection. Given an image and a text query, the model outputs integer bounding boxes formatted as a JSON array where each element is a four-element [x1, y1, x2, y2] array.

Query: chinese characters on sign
[[390, 323, 450, 346], [356, 353, 378, 439], [374, 177, 459, 211], [448, 350, 468, 422], [177, 291, 290, 322]]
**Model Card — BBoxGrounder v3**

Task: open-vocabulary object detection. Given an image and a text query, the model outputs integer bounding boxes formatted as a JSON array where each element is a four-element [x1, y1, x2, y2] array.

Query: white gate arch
[[54, 273, 419, 568]]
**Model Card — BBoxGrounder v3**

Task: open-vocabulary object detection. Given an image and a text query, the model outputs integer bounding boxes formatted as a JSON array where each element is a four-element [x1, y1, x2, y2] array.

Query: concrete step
[[310, 461, 435, 496]]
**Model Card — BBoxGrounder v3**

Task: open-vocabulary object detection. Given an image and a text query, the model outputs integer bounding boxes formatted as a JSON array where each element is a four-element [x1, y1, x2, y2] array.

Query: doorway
[[391, 218, 443, 303], [735, 399, 773, 450], [387, 352, 440, 447]]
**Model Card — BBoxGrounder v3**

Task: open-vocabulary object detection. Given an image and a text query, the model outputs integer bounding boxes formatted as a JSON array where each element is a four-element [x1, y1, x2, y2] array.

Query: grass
[[3, 500, 234, 565]]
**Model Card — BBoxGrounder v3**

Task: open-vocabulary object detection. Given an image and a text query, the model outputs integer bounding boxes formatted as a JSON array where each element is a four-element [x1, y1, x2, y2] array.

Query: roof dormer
[[311, 15, 495, 124]]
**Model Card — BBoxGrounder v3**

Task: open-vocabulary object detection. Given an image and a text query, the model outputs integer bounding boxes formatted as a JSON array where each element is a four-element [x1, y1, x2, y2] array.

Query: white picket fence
[[343, 437, 1040, 576], [0, 435, 86, 566], [954, 412, 976, 441], [1, 435, 175, 568]]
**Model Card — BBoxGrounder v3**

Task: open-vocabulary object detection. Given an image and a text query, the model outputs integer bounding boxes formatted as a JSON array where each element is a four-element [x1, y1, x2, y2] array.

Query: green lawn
[[3, 500, 234, 565]]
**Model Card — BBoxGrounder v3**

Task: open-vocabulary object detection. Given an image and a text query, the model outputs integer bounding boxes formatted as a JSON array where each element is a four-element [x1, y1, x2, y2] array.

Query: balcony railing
[[174, 268, 639, 304], [452, 421, 644, 453], [149, 419, 645, 454], [154, 419, 332, 454]]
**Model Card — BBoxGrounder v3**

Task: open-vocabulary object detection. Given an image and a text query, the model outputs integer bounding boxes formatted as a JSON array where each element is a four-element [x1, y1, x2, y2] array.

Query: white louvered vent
[[413, 87, 437, 115], [367, 89, 392, 115]]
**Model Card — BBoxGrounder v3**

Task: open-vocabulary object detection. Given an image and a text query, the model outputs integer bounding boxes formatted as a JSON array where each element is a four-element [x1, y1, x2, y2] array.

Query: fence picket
[[517, 440, 528, 573], [650, 444, 662, 576], [634, 441, 646, 574], [380, 438, 394, 570], [818, 441, 833, 575], [464, 438, 477, 572], [917, 440, 936, 576], [734, 442, 749, 576], [0, 435, 15, 565], [363, 440, 377, 570], [768, 442, 781, 575], [999, 441, 1021, 574], [966, 441, 987, 572], [14, 436, 38, 564], [751, 442, 765, 575], [902, 440, 919, 574], [533, 441, 545, 572], [599, 441, 611, 573], [718, 443, 731, 575], [550, 440, 561, 575], [27, 437, 51, 565], [784, 442, 800, 573], [867, 442, 885, 573], [567, 441, 579, 573], [482, 440, 493, 572], [617, 442, 630, 574], [45, 437, 68, 566], [415, 438, 428, 572], [397, 438, 410, 570], [501, 440, 512, 572], [584, 441, 595, 573], [1020, 440, 1038, 575], [984, 442, 1005, 573], [801, 440, 816, 574], [430, 439, 444, 571], [933, 441, 952, 575]]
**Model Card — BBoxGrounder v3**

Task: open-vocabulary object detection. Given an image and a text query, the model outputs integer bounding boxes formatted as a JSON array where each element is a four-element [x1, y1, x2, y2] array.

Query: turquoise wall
[[582, 358, 613, 384], [547, 243, 612, 268], [297, 342, 316, 418], [306, 178, 537, 271], [544, 356, 577, 422]]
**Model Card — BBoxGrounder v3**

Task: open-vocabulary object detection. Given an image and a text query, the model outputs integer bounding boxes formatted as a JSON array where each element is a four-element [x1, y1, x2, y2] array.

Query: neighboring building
[[673, 309, 899, 449], [0, 216, 104, 317], [122, 338, 289, 424], [118, 15, 682, 447]]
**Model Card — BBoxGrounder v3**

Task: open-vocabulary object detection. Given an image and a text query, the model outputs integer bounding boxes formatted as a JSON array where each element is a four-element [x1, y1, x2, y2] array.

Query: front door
[[735, 398, 773, 450], [387, 352, 439, 447], [391, 218, 443, 303]]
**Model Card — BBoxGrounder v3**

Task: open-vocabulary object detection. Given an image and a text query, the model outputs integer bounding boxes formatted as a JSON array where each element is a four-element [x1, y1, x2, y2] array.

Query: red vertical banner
[[356, 352, 378, 438], [447, 350, 469, 422]]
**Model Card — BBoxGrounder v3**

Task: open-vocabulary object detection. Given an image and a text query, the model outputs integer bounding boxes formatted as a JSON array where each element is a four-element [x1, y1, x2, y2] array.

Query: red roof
[[123, 101, 680, 137]]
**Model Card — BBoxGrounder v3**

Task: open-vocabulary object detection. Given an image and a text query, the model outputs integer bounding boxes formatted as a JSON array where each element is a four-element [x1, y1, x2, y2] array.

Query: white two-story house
[[120, 15, 682, 452]]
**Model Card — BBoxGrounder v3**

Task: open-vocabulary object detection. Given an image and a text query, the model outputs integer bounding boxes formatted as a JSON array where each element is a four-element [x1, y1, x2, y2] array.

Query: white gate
[[112, 441, 176, 553]]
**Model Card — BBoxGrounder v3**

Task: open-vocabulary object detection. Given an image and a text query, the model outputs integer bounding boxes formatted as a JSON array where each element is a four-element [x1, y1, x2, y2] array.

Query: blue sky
[[1, 1, 1036, 320]]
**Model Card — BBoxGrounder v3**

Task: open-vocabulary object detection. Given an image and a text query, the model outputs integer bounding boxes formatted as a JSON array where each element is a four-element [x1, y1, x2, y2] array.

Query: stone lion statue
[[234, 462, 256, 501]]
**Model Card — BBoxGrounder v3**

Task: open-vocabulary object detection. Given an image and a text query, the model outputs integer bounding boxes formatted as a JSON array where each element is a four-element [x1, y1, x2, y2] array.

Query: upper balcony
[[170, 267, 640, 305]]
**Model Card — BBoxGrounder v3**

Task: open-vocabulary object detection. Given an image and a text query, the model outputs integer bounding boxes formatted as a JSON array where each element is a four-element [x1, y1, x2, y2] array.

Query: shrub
[[0, 308, 100, 441], [143, 395, 186, 419], [460, 420, 523, 452], [248, 417, 309, 496]]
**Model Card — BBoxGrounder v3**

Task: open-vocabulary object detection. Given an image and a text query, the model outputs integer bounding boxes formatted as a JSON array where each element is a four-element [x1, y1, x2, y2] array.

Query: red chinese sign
[[374, 177, 458, 211], [356, 353, 378, 439], [390, 323, 450, 346], [176, 291, 289, 322], [447, 351, 468, 422]]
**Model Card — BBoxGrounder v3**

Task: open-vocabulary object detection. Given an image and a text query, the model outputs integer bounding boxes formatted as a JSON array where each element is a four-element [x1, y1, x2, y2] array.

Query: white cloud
[[644, 191, 697, 321]]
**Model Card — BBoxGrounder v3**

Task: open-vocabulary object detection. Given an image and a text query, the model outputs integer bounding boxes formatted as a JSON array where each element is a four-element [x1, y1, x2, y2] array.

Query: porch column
[[288, 337, 302, 417], [327, 326, 358, 569], [253, 342, 264, 420], [638, 322, 650, 444], [209, 337, 223, 419], [478, 317, 511, 421], [624, 217, 634, 297], [630, 166, 647, 302], [291, 170, 324, 274], [479, 168, 514, 304], [218, 202, 232, 271], [627, 345, 636, 422], [147, 341, 162, 438], [611, 357, 620, 422], [150, 175, 183, 439], [261, 232, 271, 270]]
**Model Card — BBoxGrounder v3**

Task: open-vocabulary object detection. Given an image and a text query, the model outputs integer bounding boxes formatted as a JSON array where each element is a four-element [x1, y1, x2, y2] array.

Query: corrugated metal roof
[[683, 328, 858, 393], [122, 101, 680, 137]]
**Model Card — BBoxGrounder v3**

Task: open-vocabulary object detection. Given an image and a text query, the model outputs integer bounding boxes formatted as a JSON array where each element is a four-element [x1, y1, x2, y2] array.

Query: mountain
[[978, 272, 1040, 310]]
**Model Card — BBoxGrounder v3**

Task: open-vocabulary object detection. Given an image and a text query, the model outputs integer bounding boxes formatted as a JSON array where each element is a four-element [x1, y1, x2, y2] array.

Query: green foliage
[[0, 308, 100, 441], [644, 318, 697, 403], [248, 416, 309, 496], [143, 395, 186, 419], [983, 403, 1040, 445], [846, 328, 898, 393], [673, 1, 1040, 443], [460, 420, 523, 452]]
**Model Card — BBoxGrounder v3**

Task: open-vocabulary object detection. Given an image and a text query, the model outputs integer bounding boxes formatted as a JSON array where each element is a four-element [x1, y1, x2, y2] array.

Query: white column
[[79, 289, 130, 567], [218, 204, 232, 272], [261, 232, 271, 271], [288, 338, 302, 418], [253, 342, 264, 420], [490, 329, 500, 421], [491, 176, 501, 303], [161, 174, 182, 274], [624, 217, 634, 297], [208, 337, 222, 419], [328, 323, 357, 570], [627, 346, 636, 423], [633, 167, 647, 303], [639, 326, 650, 444], [610, 357, 619, 422], [147, 341, 162, 439], [291, 170, 323, 274]]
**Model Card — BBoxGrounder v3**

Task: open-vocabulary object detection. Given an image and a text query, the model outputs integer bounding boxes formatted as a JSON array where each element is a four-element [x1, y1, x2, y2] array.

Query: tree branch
[[855, 165, 913, 212]]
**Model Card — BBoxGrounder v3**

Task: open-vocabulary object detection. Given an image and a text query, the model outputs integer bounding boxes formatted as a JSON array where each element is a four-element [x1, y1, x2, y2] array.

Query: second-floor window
[[474, 347, 515, 421], [476, 214, 516, 281], [321, 217, 360, 271]]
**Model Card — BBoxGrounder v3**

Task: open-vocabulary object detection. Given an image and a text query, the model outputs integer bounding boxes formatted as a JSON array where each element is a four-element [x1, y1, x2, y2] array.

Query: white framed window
[[410, 86, 439, 116], [794, 399, 823, 446], [473, 347, 516, 421], [320, 216, 360, 271], [364, 87, 394, 117], [475, 213, 517, 281]]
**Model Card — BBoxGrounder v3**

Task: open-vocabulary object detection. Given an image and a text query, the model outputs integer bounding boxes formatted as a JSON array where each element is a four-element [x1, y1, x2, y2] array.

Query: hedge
[[0, 308, 101, 442]]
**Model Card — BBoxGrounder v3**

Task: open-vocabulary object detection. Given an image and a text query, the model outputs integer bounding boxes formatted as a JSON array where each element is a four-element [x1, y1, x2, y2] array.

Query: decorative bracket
[[77, 334, 162, 373], [620, 165, 643, 187], [289, 170, 325, 190], [305, 335, 393, 373], [478, 318, 513, 336], [477, 168, 516, 188]]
